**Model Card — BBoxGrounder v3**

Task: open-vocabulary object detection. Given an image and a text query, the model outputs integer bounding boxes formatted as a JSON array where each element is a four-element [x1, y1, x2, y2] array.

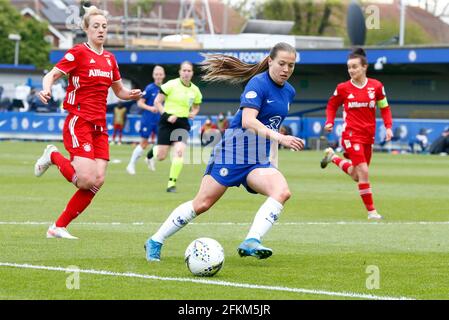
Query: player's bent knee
[[140, 141, 148, 149], [279, 189, 292, 203], [271, 188, 291, 204], [76, 179, 96, 190], [175, 150, 184, 158], [356, 167, 369, 181], [76, 174, 97, 190], [95, 175, 106, 188], [193, 199, 213, 215]]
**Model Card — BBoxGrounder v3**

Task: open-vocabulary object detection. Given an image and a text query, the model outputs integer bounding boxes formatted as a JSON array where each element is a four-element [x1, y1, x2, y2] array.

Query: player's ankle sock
[[332, 156, 353, 175], [50, 152, 77, 184], [153, 145, 158, 158], [358, 182, 376, 212], [151, 201, 196, 243], [130, 145, 143, 165], [167, 157, 183, 188], [167, 178, 176, 188], [246, 197, 284, 241], [146, 145, 158, 160], [146, 146, 154, 159], [55, 186, 99, 228]]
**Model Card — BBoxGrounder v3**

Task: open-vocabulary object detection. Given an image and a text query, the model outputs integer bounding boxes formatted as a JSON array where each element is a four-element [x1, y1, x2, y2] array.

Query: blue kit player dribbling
[[144, 42, 304, 261], [127, 65, 165, 174]]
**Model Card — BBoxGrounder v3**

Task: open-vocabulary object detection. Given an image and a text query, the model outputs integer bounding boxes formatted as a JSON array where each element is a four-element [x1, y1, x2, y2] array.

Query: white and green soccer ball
[[184, 238, 225, 277]]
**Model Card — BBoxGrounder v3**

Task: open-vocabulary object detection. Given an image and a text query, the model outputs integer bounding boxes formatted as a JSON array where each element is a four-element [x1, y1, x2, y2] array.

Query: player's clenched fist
[[324, 123, 333, 132], [38, 90, 51, 104]]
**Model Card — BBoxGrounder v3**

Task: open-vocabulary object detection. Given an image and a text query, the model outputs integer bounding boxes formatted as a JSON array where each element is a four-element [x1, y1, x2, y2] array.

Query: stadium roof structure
[[241, 19, 295, 35], [49, 46, 449, 66]]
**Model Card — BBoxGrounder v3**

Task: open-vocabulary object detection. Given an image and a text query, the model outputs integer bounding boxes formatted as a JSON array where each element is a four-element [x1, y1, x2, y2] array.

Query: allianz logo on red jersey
[[88, 69, 113, 79], [348, 101, 369, 108], [348, 101, 376, 109], [347, 87, 377, 109]]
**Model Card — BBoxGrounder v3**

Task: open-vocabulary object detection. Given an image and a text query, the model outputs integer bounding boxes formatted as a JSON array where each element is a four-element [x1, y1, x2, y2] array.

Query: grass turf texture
[[1, 140, 449, 300]]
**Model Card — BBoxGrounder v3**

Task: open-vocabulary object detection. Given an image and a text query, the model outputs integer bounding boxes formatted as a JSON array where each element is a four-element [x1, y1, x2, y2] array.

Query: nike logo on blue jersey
[[267, 99, 274, 103]]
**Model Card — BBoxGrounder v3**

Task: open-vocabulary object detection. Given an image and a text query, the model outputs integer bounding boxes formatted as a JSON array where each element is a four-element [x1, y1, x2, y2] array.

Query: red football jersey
[[326, 78, 392, 144], [55, 43, 121, 126]]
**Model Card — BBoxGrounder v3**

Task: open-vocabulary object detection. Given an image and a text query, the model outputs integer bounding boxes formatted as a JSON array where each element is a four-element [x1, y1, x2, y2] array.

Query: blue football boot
[[144, 238, 163, 262], [237, 238, 273, 259]]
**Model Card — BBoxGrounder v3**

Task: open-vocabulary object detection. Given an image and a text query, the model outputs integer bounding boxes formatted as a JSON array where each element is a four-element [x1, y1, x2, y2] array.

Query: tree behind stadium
[[0, 1, 51, 70]]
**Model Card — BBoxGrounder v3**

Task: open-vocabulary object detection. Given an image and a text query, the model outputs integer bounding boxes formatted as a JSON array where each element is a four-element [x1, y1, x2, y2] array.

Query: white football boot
[[34, 144, 58, 177], [126, 163, 136, 175], [46, 223, 79, 240], [320, 147, 335, 169], [368, 210, 383, 221], [144, 157, 156, 171]]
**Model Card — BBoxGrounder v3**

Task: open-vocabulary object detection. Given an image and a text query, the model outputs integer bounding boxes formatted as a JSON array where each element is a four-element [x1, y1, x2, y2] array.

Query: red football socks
[[332, 156, 353, 175], [55, 186, 99, 228], [358, 182, 376, 212], [50, 152, 77, 184]]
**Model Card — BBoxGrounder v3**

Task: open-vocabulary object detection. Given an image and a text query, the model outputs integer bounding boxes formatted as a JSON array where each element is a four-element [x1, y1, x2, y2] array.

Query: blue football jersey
[[141, 83, 161, 124], [212, 71, 295, 165]]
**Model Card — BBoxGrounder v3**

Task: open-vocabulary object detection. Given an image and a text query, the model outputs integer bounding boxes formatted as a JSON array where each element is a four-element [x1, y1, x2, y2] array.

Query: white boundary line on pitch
[[1, 221, 449, 226], [0, 262, 414, 300]]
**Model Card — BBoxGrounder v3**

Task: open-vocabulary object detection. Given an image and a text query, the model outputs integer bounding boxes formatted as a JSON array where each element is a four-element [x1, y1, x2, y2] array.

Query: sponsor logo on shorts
[[219, 168, 228, 177], [83, 143, 92, 152]]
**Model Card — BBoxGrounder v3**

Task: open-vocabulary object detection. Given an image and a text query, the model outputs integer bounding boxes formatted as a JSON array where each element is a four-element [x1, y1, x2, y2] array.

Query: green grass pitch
[[1, 140, 449, 300]]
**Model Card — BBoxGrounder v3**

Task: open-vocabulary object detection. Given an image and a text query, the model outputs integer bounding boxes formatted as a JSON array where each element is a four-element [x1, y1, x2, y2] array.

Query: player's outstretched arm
[[112, 80, 142, 100], [325, 86, 344, 132], [137, 98, 158, 113], [39, 68, 65, 104]]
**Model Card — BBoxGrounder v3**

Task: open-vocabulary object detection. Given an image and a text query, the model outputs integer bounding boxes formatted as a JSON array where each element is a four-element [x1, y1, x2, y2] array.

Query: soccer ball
[[184, 238, 225, 277]]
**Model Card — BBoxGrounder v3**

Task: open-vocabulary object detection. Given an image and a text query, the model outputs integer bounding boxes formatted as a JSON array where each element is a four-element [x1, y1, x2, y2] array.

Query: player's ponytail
[[82, 5, 107, 30], [201, 42, 296, 84], [349, 47, 368, 66]]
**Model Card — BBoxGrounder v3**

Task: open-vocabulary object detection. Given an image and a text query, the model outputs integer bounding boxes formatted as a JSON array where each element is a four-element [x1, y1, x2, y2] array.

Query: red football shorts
[[341, 139, 372, 166], [113, 124, 124, 131], [63, 113, 110, 161]]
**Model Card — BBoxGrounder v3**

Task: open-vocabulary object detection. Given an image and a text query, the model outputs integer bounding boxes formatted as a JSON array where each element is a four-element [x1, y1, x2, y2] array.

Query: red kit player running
[[34, 6, 142, 239], [320, 48, 393, 220]]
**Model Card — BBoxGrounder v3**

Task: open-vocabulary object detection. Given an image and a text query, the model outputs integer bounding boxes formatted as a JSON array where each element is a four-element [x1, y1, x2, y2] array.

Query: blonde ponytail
[[201, 42, 296, 85], [201, 55, 269, 84]]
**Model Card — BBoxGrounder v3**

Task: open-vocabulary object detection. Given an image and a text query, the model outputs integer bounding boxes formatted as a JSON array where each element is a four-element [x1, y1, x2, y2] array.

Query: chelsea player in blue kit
[[126, 66, 165, 174], [145, 43, 304, 261]]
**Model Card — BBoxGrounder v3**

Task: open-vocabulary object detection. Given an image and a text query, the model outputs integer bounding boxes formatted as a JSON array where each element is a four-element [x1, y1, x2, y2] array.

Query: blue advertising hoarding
[[1, 112, 447, 149], [50, 47, 449, 65]]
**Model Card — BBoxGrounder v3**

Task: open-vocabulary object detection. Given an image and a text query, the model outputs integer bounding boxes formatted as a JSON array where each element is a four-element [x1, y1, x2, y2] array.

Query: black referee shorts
[[157, 112, 191, 145]]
